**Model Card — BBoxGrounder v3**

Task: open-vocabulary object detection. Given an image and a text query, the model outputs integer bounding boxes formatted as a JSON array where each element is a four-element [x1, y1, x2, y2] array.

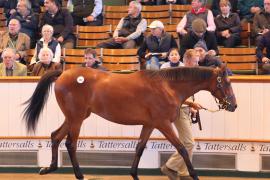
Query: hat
[[194, 40, 208, 51], [148, 20, 164, 29], [192, 18, 207, 33]]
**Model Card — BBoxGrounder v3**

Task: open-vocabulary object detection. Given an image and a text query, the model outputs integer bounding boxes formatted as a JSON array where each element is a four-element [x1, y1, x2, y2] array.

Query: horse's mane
[[142, 66, 214, 81]]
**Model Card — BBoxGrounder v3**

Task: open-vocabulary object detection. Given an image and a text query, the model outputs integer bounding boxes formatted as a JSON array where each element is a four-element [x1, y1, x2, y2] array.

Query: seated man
[[97, 1, 147, 49], [40, 0, 75, 48], [237, 0, 263, 23], [256, 31, 270, 74], [211, 0, 238, 17], [0, 48, 27, 76], [180, 18, 218, 60], [253, 0, 270, 45], [138, 20, 178, 70], [194, 40, 232, 75], [71, 0, 103, 26], [83, 48, 106, 71], [0, 18, 30, 64], [9, 0, 39, 47]]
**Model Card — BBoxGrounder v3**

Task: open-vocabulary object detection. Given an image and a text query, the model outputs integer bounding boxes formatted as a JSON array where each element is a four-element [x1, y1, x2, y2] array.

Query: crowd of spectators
[[0, 0, 269, 76]]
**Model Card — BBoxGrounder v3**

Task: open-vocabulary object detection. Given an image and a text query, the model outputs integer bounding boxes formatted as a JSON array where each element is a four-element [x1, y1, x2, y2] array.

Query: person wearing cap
[[179, 18, 218, 60], [138, 20, 178, 70], [97, 1, 147, 49], [214, 0, 241, 47], [193, 40, 233, 75], [176, 0, 216, 37], [160, 49, 203, 180], [82, 48, 107, 71]]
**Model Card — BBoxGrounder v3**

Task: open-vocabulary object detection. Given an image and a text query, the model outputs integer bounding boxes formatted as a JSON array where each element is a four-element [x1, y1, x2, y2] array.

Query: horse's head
[[210, 64, 237, 112]]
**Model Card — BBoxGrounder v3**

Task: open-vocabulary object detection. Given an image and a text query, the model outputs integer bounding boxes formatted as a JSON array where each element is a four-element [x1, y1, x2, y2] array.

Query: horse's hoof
[[39, 166, 57, 175]]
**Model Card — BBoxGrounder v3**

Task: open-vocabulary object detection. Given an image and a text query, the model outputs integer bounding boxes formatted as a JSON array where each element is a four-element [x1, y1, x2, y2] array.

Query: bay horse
[[23, 65, 237, 180]]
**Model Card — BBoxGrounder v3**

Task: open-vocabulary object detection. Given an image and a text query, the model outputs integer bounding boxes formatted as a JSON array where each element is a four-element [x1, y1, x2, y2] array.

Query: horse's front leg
[[158, 123, 199, 180], [130, 126, 154, 180], [40, 121, 69, 175]]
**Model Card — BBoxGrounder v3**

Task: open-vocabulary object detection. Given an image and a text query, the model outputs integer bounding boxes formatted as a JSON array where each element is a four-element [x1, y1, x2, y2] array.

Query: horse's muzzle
[[225, 104, 237, 112]]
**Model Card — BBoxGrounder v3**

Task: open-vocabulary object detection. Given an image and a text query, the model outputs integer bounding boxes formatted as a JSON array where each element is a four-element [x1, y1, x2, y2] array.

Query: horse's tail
[[23, 70, 63, 133]]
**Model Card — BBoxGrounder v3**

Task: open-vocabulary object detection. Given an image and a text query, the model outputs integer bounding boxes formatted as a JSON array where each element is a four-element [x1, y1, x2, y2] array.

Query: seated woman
[[214, 0, 241, 47], [31, 47, 62, 76], [30, 24, 61, 65]]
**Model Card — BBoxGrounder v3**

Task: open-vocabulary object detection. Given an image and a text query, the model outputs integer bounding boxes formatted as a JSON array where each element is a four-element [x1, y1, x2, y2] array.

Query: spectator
[[97, 1, 147, 49], [4, 0, 40, 19], [40, 0, 75, 48], [160, 49, 203, 180], [166, 0, 189, 4], [82, 48, 106, 70], [237, 0, 263, 23], [71, 0, 103, 26], [256, 31, 270, 74], [31, 47, 62, 76], [211, 0, 238, 17], [30, 24, 61, 65], [0, 48, 27, 76], [177, 0, 216, 37], [9, 0, 39, 47], [194, 40, 232, 75], [0, 18, 30, 64], [138, 20, 178, 70], [253, 0, 270, 45], [214, 0, 241, 47], [180, 18, 218, 60], [160, 48, 184, 69]]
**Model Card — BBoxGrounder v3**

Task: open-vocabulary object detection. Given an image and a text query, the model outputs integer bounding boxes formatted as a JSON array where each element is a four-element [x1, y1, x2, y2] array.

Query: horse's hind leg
[[65, 120, 84, 180], [158, 123, 198, 180], [39, 120, 69, 175], [130, 126, 154, 180]]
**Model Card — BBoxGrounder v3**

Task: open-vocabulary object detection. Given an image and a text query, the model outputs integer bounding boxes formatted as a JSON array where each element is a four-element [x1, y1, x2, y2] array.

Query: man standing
[[160, 49, 203, 180], [0, 48, 27, 76], [97, 1, 147, 49]]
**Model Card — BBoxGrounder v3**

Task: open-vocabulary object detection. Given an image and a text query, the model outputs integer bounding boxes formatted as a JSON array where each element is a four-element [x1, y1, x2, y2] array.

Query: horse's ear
[[220, 63, 226, 71]]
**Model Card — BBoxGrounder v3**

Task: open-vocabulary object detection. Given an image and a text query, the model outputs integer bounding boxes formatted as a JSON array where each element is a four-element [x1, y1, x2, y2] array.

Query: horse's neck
[[170, 80, 210, 102]]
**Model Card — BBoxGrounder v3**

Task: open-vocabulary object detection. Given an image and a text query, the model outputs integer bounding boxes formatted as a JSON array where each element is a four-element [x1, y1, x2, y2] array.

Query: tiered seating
[[76, 25, 112, 48], [102, 48, 140, 72], [170, 4, 191, 24], [219, 47, 257, 75], [104, 5, 128, 26], [141, 5, 170, 25]]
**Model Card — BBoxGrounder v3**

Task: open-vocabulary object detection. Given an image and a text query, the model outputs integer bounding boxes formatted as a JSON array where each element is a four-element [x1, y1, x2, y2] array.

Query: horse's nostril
[[235, 104, 237, 109]]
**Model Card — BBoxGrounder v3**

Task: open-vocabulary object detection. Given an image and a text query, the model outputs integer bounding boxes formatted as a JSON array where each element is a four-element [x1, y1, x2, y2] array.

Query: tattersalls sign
[[0, 139, 270, 154]]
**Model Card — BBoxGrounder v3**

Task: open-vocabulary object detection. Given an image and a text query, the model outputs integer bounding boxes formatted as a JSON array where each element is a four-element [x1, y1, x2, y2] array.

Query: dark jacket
[[9, 11, 39, 39], [4, 0, 40, 18], [211, 0, 238, 17], [214, 13, 241, 37], [180, 31, 218, 59], [138, 32, 178, 60], [40, 8, 74, 41], [256, 31, 270, 62], [237, 0, 263, 21], [253, 9, 270, 37], [199, 54, 232, 75]]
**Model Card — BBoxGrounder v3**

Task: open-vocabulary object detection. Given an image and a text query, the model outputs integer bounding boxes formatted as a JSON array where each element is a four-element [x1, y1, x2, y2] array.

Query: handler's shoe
[[160, 165, 178, 180]]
